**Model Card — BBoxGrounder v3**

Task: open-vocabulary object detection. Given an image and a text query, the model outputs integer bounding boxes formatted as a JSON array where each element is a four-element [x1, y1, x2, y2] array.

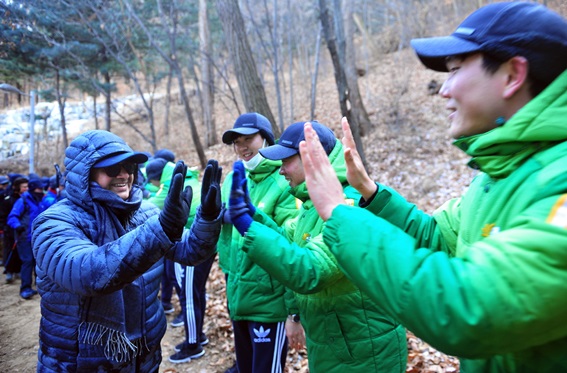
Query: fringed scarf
[[78, 183, 150, 363]]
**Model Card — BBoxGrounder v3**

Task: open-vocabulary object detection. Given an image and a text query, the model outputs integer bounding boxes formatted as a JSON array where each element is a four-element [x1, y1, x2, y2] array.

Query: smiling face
[[440, 53, 507, 139], [232, 133, 264, 161], [90, 165, 134, 200], [279, 154, 305, 188]]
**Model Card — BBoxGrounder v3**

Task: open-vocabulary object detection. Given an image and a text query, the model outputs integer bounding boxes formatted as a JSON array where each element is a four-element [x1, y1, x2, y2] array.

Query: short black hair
[[479, 53, 547, 98]]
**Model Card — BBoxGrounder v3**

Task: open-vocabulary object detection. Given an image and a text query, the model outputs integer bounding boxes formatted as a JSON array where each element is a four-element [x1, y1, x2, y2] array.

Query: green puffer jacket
[[147, 162, 201, 227], [242, 140, 407, 373], [219, 158, 299, 322], [323, 70, 567, 372]]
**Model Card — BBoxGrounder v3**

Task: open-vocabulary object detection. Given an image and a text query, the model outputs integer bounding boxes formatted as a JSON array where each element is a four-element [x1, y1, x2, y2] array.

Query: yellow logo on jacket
[[547, 194, 567, 229], [481, 223, 500, 237]]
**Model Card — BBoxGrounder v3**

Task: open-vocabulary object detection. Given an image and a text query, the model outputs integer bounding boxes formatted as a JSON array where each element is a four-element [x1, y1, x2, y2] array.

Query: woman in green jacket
[[219, 113, 300, 373], [298, 3, 567, 372], [228, 121, 407, 373]]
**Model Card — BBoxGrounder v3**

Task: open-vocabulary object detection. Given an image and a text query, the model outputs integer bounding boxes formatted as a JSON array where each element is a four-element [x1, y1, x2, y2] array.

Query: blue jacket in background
[[7, 191, 42, 243]]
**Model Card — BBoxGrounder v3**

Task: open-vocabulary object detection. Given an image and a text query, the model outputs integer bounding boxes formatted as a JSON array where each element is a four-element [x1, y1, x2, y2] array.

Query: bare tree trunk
[[319, 0, 348, 114], [319, 0, 367, 166], [93, 94, 99, 130], [310, 24, 322, 121], [104, 71, 111, 132], [343, 0, 371, 137], [199, 0, 217, 147], [287, 0, 293, 124], [164, 67, 173, 136], [215, 0, 280, 138], [55, 69, 69, 149], [148, 0, 207, 167], [270, 0, 284, 132]]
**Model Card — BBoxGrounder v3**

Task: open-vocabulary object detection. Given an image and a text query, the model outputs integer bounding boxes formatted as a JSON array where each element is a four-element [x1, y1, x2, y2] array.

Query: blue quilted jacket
[[32, 130, 221, 372]]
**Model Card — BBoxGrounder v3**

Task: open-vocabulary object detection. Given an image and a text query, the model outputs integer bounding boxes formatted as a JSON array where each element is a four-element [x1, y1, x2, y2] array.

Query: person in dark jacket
[[0, 175, 28, 283], [32, 130, 223, 372], [7, 177, 44, 299]]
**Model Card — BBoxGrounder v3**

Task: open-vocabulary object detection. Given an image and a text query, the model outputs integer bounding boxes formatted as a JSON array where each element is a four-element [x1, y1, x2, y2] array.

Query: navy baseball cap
[[260, 121, 336, 161], [0, 176, 8, 185], [222, 112, 275, 145], [93, 151, 149, 168], [411, 2, 567, 86], [154, 148, 175, 162]]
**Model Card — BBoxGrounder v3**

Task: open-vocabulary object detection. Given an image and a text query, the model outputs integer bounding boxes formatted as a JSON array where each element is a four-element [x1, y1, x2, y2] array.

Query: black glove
[[159, 161, 193, 241], [200, 159, 223, 221], [16, 226, 26, 235]]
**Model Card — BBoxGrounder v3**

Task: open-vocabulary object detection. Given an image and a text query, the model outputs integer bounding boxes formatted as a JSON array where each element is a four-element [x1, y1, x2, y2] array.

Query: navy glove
[[235, 161, 256, 215], [229, 161, 255, 236], [159, 161, 193, 241], [200, 159, 223, 221], [16, 226, 26, 235], [222, 206, 232, 224]]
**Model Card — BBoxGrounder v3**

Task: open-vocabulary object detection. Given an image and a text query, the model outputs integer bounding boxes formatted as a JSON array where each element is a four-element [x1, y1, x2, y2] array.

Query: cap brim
[[410, 36, 482, 72], [222, 128, 260, 144], [259, 145, 298, 160], [94, 152, 149, 168]]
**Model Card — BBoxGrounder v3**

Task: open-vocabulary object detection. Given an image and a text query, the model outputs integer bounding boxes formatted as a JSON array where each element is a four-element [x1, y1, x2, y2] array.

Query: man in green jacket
[[298, 3, 567, 372], [228, 121, 408, 373], [220, 112, 300, 373]]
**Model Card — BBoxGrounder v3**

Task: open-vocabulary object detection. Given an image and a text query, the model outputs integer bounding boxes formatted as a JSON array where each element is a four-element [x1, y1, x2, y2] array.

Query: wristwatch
[[289, 314, 300, 323]]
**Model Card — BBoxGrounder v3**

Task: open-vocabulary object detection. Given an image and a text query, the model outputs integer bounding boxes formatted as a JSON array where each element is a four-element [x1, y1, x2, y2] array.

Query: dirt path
[[0, 278, 41, 371], [0, 269, 236, 373]]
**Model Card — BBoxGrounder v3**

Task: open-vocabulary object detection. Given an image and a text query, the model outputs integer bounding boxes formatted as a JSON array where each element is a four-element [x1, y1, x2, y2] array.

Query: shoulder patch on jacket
[[547, 194, 567, 229]]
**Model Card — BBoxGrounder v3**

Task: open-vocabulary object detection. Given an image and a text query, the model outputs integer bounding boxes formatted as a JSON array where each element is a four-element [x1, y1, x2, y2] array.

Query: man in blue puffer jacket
[[31, 130, 223, 372]]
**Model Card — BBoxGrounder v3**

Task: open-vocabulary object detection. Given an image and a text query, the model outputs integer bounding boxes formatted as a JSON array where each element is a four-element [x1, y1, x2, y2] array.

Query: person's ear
[[502, 56, 529, 99]]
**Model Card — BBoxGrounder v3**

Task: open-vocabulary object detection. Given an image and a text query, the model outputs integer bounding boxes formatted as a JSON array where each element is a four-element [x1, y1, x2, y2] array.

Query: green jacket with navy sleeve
[[241, 140, 407, 373], [323, 70, 567, 372], [218, 158, 299, 322]]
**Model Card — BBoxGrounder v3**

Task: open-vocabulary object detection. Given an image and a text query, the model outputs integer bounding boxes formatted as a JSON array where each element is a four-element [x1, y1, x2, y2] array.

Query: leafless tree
[[199, 0, 217, 147], [319, 0, 367, 166], [215, 0, 280, 138], [123, 0, 208, 168]]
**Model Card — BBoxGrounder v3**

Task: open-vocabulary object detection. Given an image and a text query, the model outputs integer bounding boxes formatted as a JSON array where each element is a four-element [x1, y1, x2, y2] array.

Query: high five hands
[[228, 160, 255, 236], [299, 117, 377, 221]]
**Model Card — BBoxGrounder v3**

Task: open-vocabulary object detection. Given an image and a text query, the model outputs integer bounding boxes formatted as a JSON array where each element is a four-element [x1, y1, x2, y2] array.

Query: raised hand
[[159, 161, 193, 241], [200, 159, 222, 220], [299, 122, 345, 221], [340, 117, 377, 200], [228, 160, 254, 236]]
